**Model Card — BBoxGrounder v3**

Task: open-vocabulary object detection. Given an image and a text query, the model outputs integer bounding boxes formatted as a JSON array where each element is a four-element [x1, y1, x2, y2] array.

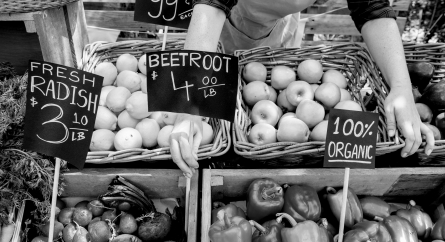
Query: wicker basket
[[0, 0, 78, 13], [80, 40, 230, 164], [232, 44, 405, 167], [404, 42, 445, 83], [404, 42, 445, 165]]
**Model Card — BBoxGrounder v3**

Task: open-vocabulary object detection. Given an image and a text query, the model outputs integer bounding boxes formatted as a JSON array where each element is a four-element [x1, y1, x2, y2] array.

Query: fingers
[[385, 106, 396, 137], [170, 137, 193, 177], [179, 136, 199, 169], [192, 129, 203, 161], [420, 123, 435, 156], [399, 123, 416, 158], [408, 123, 422, 156]]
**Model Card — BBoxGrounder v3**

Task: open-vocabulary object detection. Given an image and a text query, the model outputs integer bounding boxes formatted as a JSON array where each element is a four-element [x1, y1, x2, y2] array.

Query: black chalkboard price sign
[[323, 109, 379, 169], [23, 60, 103, 169], [146, 50, 238, 122], [134, 0, 193, 29]]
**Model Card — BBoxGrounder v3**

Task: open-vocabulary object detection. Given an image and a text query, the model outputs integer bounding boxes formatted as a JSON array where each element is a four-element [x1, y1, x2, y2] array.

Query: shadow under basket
[[80, 40, 231, 164], [232, 44, 405, 167]]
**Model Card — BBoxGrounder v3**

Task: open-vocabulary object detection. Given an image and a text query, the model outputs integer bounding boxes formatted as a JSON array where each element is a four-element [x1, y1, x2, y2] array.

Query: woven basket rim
[[0, 0, 79, 13]]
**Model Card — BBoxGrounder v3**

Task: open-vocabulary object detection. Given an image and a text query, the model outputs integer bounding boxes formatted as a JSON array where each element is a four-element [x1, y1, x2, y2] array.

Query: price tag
[[146, 50, 238, 122], [323, 109, 379, 169], [23, 60, 103, 169], [134, 0, 193, 29]]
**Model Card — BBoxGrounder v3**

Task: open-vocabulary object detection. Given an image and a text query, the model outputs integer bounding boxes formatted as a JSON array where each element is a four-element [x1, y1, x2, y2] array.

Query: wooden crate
[[61, 168, 199, 242], [201, 168, 445, 242]]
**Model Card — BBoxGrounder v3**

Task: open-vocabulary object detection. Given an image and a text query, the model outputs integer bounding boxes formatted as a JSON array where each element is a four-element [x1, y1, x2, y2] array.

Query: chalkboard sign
[[323, 109, 379, 169], [23, 60, 103, 169], [134, 0, 193, 29], [146, 50, 238, 122]]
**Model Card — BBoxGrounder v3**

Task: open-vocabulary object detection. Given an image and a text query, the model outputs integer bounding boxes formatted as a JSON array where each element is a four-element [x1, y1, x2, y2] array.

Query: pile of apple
[[90, 54, 214, 152], [241, 60, 364, 145]]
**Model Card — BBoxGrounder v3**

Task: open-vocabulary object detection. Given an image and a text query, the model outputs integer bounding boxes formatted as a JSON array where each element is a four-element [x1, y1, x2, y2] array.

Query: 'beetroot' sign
[[23, 60, 103, 169], [145, 50, 238, 122], [323, 109, 379, 169]]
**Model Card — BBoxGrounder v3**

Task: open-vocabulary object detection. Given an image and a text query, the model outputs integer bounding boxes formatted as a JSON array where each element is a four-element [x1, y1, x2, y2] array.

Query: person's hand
[[169, 113, 203, 178], [384, 86, 435, 157]]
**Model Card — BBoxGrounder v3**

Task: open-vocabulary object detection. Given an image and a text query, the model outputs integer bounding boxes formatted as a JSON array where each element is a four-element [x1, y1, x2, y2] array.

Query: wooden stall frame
[[201, 168, 445, 242], [60, 168, 198, 242]]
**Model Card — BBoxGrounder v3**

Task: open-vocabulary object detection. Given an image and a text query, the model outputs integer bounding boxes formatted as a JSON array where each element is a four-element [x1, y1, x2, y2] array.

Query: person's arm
[[169, 3, 229, 178], [362, 18, 434, 157], [346, 0, 434, 157]]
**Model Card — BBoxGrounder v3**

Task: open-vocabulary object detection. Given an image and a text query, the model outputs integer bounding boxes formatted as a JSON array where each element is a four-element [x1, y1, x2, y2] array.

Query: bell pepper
[[326, 187, 363, 229], [381, 215, 418, 242], [318, 218, 334, 242], [247, 178, 284, 222], [360, 196, 391, 220], [431, 215, 445, 240], [395, 201, 432, 239], [283, 184, 321, 222], [344, 220, 392, 242], [389, 200, 423, 214], [277, 213, 332, 242], [209, 210, 252, 242], [211, 202, 246, 224], [251, 219, 283, 242]]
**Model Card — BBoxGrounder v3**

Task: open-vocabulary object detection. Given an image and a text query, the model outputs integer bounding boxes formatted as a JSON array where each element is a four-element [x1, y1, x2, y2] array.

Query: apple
[[297, 59, 324, 84], [135, 118, 160, 148], [243, 81, 272, 106], [424, 123, 441, 140], [340, 89, 352, 102], [321, 69, 347, 89], [285, 81, 314, 106], [295, 99, 325, 128], [310, 120, 328, 141], [251, 100, 283, 126], [416, 103, 433, 123], [149, 111, 166, 129], [277, 89, 296, 112], [277, 117, 310, 142], [157, 125, 174, 147], [311, 84, 319, 93], [248, 123, 277, 145], [271, 65, 296, 90], [162, 112, 178, 125], [315, 82, 341, 110], [278, 112, 297, 127], [138, 54, 147, 75], [268, 86, 278, 103], [334, 100, 363, 111], [435, 112, 445, 131], [243, 62, 267, 83], [201, 122, 214, 145]]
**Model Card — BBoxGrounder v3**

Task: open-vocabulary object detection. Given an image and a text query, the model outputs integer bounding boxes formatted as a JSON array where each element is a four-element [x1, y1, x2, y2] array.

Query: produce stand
[[201, 168, 445, 242], [2, 0, 445, 242]]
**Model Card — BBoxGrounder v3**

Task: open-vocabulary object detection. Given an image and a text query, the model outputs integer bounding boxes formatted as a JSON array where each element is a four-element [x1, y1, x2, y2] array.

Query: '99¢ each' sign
[[145, 50, 238, 122], [23, 60, 103, 169], [134, 0, 193, 29], [323, 109, 380, 169]]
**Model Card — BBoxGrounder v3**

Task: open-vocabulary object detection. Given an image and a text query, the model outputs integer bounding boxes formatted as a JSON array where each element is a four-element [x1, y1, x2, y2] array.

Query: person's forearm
[[184, 4, 226, 52], [361, 18, 410, 90]]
